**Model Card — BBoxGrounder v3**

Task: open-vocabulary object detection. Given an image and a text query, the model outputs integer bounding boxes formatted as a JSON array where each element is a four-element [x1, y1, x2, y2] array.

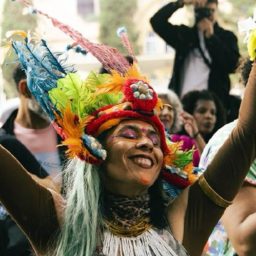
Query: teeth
[[132, 157, 152, 168]]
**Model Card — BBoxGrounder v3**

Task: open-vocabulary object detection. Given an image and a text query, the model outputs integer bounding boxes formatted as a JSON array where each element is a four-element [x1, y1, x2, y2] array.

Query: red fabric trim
[[86, 109, 169, 155], [162, 171, 191, 189]]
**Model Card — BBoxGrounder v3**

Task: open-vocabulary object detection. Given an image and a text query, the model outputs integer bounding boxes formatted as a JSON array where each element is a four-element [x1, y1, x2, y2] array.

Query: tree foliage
[[219, 0, 256, 57], [99, 0, 139, 54]]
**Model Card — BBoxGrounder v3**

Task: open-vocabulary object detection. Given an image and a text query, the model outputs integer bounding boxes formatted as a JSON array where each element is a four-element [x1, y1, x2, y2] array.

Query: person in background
[[158, 90, 183, 134], [200, 58, 256, 256], [181, 89, 226, 143], [158, 91, 201, 167], [1, 65, 65, 179], [150, 0, 240, 120], [0, 65, 65, 256], [158, 91, 201, 198]]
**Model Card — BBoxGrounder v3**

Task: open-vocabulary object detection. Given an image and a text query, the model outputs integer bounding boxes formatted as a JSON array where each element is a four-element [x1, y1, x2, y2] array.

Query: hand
[[180, 112, 200, 138], [197, 18, 214, 38], [181, 0, 207, 7]]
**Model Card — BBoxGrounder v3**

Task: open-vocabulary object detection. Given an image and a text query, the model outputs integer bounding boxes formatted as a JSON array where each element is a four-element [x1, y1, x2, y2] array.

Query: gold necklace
[[104, 217, 153, 237]]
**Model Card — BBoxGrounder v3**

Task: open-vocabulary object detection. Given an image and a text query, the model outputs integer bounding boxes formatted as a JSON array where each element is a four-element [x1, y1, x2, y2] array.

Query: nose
[[205, 111, 214, 119], [161, 107, 169, 116], [135, 136, 154, 152]]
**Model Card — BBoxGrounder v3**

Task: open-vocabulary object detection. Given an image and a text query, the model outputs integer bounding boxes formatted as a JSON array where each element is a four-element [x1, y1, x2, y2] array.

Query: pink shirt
[[14, 122, 61, 177]]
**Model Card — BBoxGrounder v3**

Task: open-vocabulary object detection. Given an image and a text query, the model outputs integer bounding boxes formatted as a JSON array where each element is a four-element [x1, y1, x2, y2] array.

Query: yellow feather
[[55, 105, 83, 139], [6, 30, 27, 39], [96, 64, 148, 95]]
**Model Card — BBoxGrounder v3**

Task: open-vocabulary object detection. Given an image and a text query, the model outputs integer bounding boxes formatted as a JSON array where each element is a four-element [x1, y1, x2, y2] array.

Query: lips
[[203, 122, 214, 129], [129, 155, 153, 168]]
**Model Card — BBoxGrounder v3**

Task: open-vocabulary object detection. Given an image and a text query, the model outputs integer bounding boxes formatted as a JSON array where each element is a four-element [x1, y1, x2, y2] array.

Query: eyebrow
[[118, 124, 157, 134], [163, 104, 174, 110]]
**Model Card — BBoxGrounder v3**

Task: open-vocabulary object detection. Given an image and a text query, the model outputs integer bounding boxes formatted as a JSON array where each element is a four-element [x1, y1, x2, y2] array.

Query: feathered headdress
[[9, 0, 198, 186]]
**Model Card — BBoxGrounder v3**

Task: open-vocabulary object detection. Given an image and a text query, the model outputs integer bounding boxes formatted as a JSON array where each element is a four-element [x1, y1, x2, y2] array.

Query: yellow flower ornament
[[238, 13, 256, 61]]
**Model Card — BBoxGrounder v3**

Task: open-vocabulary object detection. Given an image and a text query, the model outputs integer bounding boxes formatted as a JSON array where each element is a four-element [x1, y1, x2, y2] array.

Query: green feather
[[49, 88, 70, 112], [49, 71, 123, 119], [173, 150, 193, 168]]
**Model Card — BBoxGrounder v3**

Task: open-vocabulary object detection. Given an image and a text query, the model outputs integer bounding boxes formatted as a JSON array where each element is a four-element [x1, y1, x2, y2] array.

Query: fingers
[[180, 112, 199, 137], [180, 111, 194, 121], [195, 0, 207, 7]]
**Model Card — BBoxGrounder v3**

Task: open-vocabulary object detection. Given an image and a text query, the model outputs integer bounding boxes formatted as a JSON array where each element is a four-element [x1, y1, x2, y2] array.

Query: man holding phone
[[150, 0, 240, 120]]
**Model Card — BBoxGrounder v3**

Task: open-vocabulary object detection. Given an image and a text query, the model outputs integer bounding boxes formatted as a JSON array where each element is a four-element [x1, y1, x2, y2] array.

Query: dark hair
[[148, 176, 168, 229], [12, 65, 26, 86], [182, 90, 226, 141], [240, 58, 253, 86]]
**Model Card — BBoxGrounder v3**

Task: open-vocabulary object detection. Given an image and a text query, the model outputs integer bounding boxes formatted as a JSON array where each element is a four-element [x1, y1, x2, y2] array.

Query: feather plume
[[95, 65, 147, 95], [12, 38, 75, 120], [13, 0, 131, 75], [117, 27, 136, 61]]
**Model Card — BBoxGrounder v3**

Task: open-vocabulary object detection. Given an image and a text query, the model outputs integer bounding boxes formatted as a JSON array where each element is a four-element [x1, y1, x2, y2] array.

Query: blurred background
[[0, 0, 255, 111]]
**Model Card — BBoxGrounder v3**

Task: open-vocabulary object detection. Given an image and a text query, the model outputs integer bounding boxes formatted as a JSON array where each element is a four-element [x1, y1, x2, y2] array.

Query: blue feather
[[12, 38, 76, 120]]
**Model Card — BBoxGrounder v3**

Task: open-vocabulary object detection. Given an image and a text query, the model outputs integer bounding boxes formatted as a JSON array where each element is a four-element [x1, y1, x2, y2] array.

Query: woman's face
[[159, 104, 175, 133], [101, 120, 163, 196], [193, 99, 217, 135]]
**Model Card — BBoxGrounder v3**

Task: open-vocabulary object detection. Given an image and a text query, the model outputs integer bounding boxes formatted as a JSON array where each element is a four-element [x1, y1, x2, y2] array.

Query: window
[[77, 0, 94, 16]]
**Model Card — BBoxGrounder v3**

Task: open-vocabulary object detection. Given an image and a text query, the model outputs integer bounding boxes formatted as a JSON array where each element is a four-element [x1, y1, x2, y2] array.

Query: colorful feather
[[12, 0, 131, 74], [12, 38, 74, 120]]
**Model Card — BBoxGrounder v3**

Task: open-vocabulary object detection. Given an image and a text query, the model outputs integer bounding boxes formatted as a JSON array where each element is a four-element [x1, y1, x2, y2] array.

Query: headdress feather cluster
[[9, 0, 198, 185]]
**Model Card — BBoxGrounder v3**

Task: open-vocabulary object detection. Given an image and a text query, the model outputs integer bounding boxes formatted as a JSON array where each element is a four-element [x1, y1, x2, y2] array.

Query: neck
[[103, 191, 152, 236], [15, 104, 50, 129]]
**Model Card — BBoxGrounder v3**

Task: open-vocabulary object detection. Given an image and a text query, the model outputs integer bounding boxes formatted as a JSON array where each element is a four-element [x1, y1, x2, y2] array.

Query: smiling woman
[[1, 4, 256, 256], [102, 120, 163, 196]]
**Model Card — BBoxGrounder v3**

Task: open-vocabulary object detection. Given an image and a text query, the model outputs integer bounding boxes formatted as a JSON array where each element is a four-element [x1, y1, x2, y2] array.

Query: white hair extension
[[52, 158, 102, 256]]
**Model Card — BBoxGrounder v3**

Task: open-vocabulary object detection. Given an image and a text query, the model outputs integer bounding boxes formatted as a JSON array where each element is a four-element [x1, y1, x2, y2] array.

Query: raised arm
[[167, 62, 256, 255], [0, 145, 59, 254], [150, 1, 191, 50]]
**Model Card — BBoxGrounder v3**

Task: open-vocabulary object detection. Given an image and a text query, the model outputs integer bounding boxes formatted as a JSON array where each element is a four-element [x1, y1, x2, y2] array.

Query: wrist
[[192, 131, 200, 139]]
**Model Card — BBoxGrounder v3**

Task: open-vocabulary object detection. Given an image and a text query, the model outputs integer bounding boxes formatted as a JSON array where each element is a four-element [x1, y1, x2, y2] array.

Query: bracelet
[[198, 175, 233, 208], [192, 131, 200, 138]]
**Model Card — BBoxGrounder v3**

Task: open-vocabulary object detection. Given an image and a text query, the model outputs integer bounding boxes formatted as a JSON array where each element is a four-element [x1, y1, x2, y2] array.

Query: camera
[[195, 7, 212, 22]]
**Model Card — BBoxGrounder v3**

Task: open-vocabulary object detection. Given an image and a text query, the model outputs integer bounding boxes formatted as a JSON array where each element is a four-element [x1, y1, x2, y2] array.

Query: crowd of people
[[0, 0, 256, 255]]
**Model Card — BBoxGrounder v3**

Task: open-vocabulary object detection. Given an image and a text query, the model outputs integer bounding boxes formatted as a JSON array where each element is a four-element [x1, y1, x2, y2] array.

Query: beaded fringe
[[102, 228, 178, 256]]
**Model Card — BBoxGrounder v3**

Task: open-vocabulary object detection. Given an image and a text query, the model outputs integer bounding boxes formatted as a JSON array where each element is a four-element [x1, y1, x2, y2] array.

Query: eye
[[196, 108, 206, 114], [210, 110, 216, 116], [119, 128, 138, 139], [148, 133, 160, 146]]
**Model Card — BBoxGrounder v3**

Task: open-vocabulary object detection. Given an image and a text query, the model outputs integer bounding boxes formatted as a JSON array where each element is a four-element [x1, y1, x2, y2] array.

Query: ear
[[18, 79, 31, 98]]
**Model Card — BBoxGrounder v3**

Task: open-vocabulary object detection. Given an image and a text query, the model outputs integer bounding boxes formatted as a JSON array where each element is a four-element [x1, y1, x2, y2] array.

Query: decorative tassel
[[103, 229, 179, 256]]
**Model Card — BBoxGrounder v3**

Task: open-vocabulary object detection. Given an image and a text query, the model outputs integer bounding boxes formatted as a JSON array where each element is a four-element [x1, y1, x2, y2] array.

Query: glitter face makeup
[[101, 120, 163, 196]]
